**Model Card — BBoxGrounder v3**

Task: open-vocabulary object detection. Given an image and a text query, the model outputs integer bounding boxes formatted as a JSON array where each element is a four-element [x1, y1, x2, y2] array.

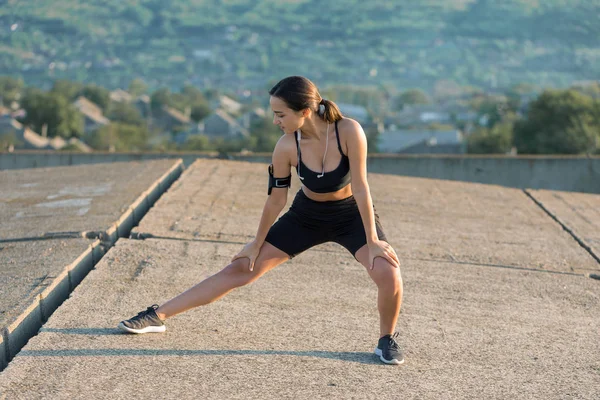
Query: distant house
[[109, 89, 133, 103], [73, 96, 110, 134], [398, 104, 452, 126], [215, 95, 243, 116], [454, 110, 478, 122], [337, 103, 370, 123], [200, 108, 249, 138], [378, 129, 465, 154], [0, 116, 91, 152], [63, 137, 93, 152], [238, 107, 266, 129], [134, 95, 151, 118], [152, 105, 191, 131]]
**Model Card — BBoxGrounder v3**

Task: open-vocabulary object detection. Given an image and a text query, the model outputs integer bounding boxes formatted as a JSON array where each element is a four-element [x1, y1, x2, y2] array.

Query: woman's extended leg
[[155, 242, 289, 320], [354, 243, 404, 364], [354, 244, 403, 337]]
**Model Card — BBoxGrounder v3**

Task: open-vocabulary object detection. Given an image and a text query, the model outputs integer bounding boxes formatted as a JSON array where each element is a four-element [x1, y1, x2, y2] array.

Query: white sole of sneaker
[[118, 322, 166, 334], [374, 348, 404, 365]]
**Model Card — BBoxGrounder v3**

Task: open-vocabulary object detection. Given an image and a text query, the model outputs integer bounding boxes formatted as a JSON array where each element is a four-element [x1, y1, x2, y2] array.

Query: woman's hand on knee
[[231, 240, 262, 272], [368, 240, 400, 270]]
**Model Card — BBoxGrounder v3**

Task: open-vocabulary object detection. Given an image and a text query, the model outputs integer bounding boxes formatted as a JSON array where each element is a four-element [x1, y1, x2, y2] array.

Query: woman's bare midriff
[[301, 184, 353, 202]]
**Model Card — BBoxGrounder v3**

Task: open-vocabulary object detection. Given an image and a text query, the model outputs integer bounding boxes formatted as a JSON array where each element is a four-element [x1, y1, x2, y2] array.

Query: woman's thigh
[[230, 241, 291, 280]]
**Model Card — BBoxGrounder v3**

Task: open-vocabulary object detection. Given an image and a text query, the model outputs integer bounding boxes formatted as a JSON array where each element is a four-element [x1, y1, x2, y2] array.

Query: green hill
[[2, 0, 599, 92]]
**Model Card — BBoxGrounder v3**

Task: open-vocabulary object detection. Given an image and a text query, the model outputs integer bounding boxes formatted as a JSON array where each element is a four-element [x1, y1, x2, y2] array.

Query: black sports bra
[[295, 121, 351, 193]]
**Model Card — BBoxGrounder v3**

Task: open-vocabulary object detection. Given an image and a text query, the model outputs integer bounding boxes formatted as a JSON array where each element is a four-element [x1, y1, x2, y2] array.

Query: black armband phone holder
[[268, 164, 291, 195]]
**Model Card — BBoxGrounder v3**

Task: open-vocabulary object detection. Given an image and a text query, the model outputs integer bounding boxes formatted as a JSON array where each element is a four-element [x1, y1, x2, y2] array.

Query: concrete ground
[[526, 189, 600, 266], [0, 160, 183, 369], [0, 159, 598, 399]]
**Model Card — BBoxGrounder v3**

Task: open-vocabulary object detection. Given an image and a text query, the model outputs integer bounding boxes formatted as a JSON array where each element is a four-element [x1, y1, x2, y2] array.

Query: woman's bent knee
[[222, 258, 263, 287], [372, 259, 402, 291]]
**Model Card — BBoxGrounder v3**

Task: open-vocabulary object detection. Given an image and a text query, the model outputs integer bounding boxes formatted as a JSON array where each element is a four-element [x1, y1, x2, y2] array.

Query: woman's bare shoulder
[[337, 118, 366, 154], [338, 117, 364, 134], [273, 132, 296, 153], [272, 133, 296, 166]]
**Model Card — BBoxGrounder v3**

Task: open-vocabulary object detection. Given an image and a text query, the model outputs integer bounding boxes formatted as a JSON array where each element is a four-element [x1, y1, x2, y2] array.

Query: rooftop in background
[[337, 102, 370, 123], [378, 129, 464, 153], [0, 115, 91, 152]]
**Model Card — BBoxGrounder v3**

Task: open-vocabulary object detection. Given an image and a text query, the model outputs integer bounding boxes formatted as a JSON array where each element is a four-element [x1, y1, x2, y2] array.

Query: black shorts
[[265, 190, 387, 258]]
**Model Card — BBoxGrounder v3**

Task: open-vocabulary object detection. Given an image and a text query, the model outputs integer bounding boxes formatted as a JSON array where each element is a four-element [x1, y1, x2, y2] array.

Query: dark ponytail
[[270, 76, 343, 123], [319, 98, 343, 123]]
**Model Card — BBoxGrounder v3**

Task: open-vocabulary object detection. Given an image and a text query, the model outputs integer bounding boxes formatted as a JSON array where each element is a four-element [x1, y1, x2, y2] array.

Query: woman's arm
[[345, 119, 400, 268], [345, 119, 378, 242], [232, 135, 291, 270], [253, 136, 291, 245]]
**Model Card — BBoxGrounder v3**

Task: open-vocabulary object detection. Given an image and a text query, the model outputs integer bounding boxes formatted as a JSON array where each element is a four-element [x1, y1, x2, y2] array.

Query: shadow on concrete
[[39, 327, 121, 336], [407, 256, 588, 276], [19, 347, 380, 365]]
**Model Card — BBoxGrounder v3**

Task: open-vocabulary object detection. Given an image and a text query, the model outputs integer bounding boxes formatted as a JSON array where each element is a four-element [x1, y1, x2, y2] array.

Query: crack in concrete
[[0, 232, 86, 243], [408, 256, 586, 277], [128, 233, 248, 246], [523, 189, 600, 268]]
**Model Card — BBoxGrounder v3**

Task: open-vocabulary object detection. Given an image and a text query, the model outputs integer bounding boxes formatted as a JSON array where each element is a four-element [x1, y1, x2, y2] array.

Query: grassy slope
[[1, 0, 599, 90]]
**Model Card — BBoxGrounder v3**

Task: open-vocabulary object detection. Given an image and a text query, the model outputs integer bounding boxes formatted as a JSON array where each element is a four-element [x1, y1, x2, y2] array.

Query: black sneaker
[[118, 305, 166, 334], [375, 332, 404, 365]]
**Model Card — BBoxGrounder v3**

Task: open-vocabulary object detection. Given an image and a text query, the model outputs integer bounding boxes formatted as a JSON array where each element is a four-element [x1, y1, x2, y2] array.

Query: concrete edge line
[[97, 159, 185, 245], [0, 242, 105, 372], [523, 189, 600, 270], [0, 331, 6, 371], [0, 159, 185, 372], [116, 159, 185, 241]]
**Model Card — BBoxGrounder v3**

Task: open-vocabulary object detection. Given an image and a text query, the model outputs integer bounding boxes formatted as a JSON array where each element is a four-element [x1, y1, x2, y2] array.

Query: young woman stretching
[[119, 76, 404, 365]]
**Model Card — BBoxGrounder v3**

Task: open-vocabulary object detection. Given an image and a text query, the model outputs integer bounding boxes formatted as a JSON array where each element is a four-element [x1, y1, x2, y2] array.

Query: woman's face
[[270, 96, 306, 134]]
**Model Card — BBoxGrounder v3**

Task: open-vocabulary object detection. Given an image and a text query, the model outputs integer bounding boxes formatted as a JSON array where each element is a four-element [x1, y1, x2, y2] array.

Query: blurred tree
[[364, 124, 380, 153], [151, 87, 172, 111], [170, 93, 189, 114], [470, 95, 511, 127], [513, 89, 600, 154], [81, 84, 110, 112], [433, 80, 462, 100], [181, 84, 206, 103], [19, 88, 84, 138], [128, 78, 148, 97], [467, 122, 513, 154], [249, 116, 282, 152], [51, 80, 84, 101], [59, 143, 86, 152], [572, 82, 600, 99], [180, 134, 212, 151], [0, 76, 24, 105], [203, 88, 219, 102], [0, 131, 23, 150], [396, 88, 430, 110], [123, 5, 153, 27], [212, 136, 252, 155], [107, 102, 145, 126], [88, 123, 149, 151], [168, 84, 212, 122], [191, 102, 211, 122]]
